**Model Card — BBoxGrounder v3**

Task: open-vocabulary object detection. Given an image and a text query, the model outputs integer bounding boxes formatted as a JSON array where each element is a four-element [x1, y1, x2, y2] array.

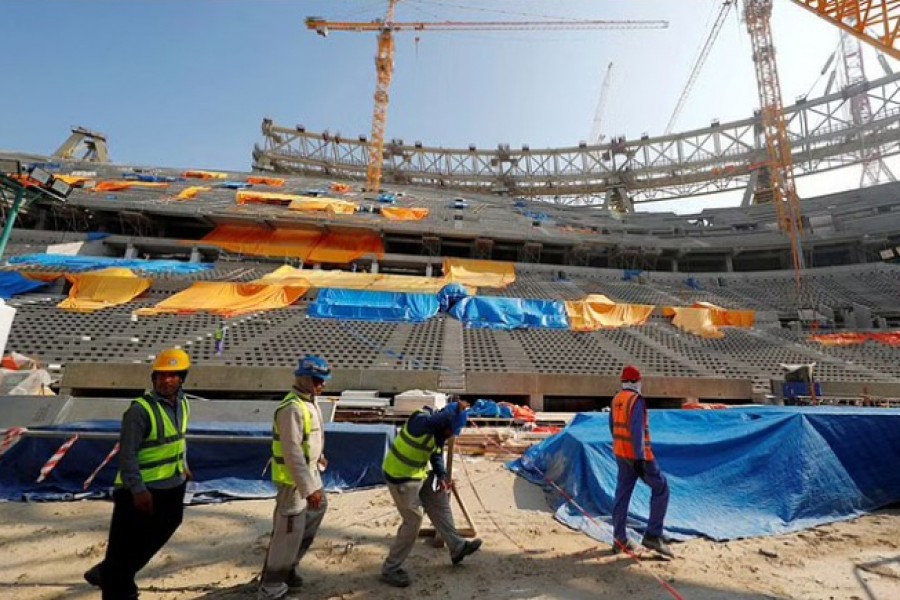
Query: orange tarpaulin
[[174, 186, 210, 200], [381, 207, 430, 221], [444, 258, 515, 289], [246, 176, 286, 187], [58, 268, 151, 313], [202, 225, 383, 264], [330, 182, 353, 194], [664, 306, 725, 339], [18, 271, 64, 282], [183, 170, 228, 180], [693, 302, 755, 328], [258, 265, 453, 293], [236, 190, 298, 205], [288, 197, 359, 214], [93, 181, 169, 192], [565, 294, 654, 331], [134, 282, 308, 317], [811, 331, 900, 346], [55, 175, 93, 187]]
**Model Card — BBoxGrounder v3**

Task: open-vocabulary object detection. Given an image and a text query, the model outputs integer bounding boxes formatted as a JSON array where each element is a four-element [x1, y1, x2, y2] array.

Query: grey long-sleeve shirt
[[119, 390, 189, 495], [274, 390, 325, 512]]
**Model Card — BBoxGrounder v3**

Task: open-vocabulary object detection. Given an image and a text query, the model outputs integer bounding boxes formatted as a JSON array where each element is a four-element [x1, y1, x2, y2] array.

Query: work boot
[[451, 538, 483, 565], [611, 539, 638, 555], [641, 534, 675, 559], [380, 568, 411, 588], [286, 571, 303, 590], [83, 563, 102, 587]]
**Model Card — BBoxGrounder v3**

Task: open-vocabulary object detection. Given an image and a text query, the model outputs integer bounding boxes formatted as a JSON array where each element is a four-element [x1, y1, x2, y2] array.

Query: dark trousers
[[612, 457, 669, 542], [99, 484, 186, 600]]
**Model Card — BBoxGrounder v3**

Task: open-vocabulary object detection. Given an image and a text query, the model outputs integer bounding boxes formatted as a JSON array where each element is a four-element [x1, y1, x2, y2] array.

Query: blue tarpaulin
[[0, 420, 395, 503], [9, 254, 214, 275], [437, 283, 469, 312], [449, 296, 569, 330], [509, 407, 900, 543], [309, 288, 439, 322], [0, 271, 46, 299]]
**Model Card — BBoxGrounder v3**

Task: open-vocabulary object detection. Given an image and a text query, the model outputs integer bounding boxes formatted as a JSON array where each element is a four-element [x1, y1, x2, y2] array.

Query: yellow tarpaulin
[[565, 294, 654, 331], [246, 176, 285, 187], [134, 282, 308, 317], [201, 225, 383, 264], [443, 258, 516, 289], [236, 190, 300, 205], [381, 207, 430, 221], [174, 186, 210, 200], [258, 265, 455, 294], [693, 302, 756, 328], [58, 268, 152, 313], [183, 170, 228, 180], [92, 181, 170, 192], [55, 175, 92, 187], [665, 306, 725, 339], [288, 197, 359, 214]]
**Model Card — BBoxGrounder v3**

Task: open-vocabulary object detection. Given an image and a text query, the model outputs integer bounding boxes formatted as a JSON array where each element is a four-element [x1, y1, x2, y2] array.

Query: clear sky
[[1, 1, 896, 212]]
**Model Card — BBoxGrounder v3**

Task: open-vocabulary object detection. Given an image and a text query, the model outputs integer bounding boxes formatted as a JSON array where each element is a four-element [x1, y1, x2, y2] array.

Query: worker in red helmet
[[609, 365, 673, 558]]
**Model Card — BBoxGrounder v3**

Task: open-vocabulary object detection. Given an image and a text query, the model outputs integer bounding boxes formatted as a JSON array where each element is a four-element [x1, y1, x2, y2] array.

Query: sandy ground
[[1, 458, 898, 600]]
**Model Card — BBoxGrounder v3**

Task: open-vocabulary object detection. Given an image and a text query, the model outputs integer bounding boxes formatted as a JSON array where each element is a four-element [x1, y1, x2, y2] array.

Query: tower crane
[[589, 62, 614, 144], [789, 1, 900, 61], [306, 2, 668, 192], [665, 1, 736, 135]]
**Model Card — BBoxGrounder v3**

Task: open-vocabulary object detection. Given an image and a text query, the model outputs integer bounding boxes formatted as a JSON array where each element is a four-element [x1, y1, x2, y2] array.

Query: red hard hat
[[621, 365, 642, 382]]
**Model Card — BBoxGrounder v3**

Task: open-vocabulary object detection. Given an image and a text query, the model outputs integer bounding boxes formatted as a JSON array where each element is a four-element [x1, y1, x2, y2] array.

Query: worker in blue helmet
[[259, 355, 331, 600], [380, 398, 483, 588]]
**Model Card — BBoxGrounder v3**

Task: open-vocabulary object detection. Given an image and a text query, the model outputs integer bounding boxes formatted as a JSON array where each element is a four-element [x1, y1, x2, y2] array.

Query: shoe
[[611, 539, 638, 555], [641, 534, 675, 559], [380, 568, 411, 588], [83, 563, 102, 587], [451, 538, 483, 565], [286, 572, 303, 590]]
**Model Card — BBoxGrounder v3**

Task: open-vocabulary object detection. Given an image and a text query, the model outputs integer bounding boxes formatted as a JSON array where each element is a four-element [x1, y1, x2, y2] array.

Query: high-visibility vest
[[383, 410, 438, 481], [271, 391, 313, 486], [115, 393, 190, 487], [611, 390, 655, 461]]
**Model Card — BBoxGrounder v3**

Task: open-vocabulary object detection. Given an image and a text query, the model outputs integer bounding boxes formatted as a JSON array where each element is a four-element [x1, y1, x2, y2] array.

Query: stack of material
[[455, 427, 553, 458]]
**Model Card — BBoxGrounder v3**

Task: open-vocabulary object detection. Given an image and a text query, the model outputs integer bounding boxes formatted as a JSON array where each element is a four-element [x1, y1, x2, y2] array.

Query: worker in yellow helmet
[[83, 348, 193, 600]]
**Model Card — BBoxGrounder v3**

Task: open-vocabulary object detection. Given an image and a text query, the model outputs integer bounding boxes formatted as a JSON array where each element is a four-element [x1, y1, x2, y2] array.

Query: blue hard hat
[[294, 354, 332, 380], [444, 401, 468, 437]]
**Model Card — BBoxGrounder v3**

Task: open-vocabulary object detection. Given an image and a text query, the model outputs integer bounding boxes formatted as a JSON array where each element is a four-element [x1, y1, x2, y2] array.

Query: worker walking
[[381, 401, 482, 588], [83, 348, 193, 600], [610, 365, 674, 558], [259, 355, 331, 600]]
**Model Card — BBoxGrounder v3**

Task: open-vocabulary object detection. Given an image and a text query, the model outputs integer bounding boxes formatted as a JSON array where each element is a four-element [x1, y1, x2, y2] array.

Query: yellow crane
[[305, 2, 669, 192]]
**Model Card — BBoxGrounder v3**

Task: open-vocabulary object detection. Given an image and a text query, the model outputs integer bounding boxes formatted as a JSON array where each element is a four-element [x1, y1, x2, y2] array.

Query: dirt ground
[[0, 458, 898, 600]]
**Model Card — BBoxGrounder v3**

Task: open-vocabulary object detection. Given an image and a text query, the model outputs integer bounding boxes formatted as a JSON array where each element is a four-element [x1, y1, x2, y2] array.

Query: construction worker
[[83, 348, 193, 600], [610, 365, 674, 558], [259, 355, 331, 600], [380, 400, 482, 588]]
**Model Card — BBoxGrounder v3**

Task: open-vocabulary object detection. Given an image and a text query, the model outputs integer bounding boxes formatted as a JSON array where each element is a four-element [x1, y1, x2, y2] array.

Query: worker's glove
[[633, 460, 646, 478]]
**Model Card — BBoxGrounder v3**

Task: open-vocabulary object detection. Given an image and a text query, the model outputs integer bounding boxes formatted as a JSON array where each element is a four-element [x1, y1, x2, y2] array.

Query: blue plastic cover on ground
[[509, 407, 900, 543], [0, 420, 395, 503], [9, 254, 214, 275], [449, 296, 569, 330], [437, 283, 469, 312], [0, 271, 46, 299], [309, 288, 439, 322]]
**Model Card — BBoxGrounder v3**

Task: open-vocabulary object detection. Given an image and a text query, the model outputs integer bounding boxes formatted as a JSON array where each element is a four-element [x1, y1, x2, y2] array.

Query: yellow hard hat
[[153, 348, 191, 372]]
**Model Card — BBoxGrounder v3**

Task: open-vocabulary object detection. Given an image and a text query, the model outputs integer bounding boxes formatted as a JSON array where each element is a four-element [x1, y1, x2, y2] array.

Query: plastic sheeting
[[258, 265, 450, 294], [135, 282, 307, 317], [288, 197, 358, 214], [694, 302, 755, 328], [183, 170, 228, 180], [246, 176, 285, 187], [564, 295, 654, 331], [381, 207, 430, 221], [174, 186, 210, 200], [92, 181, 169, 192], [665, 306, 724, 339], [0, 271, 45, 299], [58, 268, 152, 313], [0, 420, 395, 502], [443, 258, 516, 289], [449, 296, 569, 330], [437, 283, 470, 312], [309, 289, 440, 322], [9, 254, 214, 275], [509, 408, 900, 543], [202, 226, 383, 264]]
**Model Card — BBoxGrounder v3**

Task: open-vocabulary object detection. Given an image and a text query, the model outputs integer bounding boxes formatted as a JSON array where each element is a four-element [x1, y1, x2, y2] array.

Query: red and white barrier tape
[[82, 442, 120, 490], [0, 427, 28, 460], [36, 434, 80, 483]]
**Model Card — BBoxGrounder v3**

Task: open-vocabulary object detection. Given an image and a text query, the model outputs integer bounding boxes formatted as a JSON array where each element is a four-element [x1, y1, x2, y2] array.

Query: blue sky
[[1, 1, 894, 211]]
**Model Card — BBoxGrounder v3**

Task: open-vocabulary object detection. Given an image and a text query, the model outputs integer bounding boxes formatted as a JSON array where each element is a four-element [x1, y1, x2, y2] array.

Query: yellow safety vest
[[382, 410, 438, 481], [271, 391, 313, 486], [115, 394, 190, 487]]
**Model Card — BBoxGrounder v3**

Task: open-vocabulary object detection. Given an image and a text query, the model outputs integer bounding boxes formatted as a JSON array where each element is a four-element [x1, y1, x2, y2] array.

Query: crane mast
[[589, 62, 614, 144], [744, 0, 805, 279], [367, 0, 399, 193]]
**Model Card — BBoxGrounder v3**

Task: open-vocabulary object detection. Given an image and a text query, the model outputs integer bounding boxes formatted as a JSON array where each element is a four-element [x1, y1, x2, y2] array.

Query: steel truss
[[254, 71, 900, 207]]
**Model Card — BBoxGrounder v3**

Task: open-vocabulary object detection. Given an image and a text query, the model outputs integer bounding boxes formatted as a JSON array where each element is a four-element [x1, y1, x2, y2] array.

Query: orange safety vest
[[611, 390, 655, 461]]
